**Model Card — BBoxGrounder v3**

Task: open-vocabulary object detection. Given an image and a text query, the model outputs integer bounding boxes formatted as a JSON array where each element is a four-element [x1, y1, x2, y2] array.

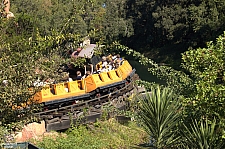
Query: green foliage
[[0, 126, 8, 144], [6, 0, 225, 58], [181, 32, 225, 123], [126, 0, 225, 50], [34, 120, 147, 149], [10, 0, 133, 44], [181, 118, 225, 149], [0, 20, 41, 125], [11, 0, 75, 35], [0, 53, 41, 125], [109, 42, 194, 96], [115, 30, 225, 147], [111, 34, 225, 126], [0, 17, 86, 126], [153, 0, 188, 41], [101, 0, 134, 43], [1, 0, 225, 146], [137, 86, 182, 148]]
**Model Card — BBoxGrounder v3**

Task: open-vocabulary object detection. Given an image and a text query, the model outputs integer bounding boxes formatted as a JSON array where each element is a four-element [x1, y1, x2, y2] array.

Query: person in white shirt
[[101, 56, 108, 72]]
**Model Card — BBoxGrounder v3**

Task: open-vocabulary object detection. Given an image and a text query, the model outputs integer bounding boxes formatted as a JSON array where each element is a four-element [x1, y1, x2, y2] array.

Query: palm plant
[[137, 85, 182, 148], [181, 118, 225, 149]]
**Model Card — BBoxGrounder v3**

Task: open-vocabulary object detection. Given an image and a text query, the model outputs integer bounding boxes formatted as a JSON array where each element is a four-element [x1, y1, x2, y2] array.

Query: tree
[[125, 0, 225, 58], [11, 0, 74, 35], [10, 0, 133, 44], [100, 0, 133, 44]]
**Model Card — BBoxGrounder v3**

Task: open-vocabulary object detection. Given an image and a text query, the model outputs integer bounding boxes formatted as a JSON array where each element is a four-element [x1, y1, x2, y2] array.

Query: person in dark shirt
[[90, 55, 101, 71], [76, 71, 82, 80], [82, 64, 93, 79], [67, 64, 77, 80]]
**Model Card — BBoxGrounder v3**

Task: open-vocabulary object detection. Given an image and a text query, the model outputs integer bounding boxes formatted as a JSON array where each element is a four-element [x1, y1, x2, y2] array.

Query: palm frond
[[181, 118, 225, 149], [137, 85, 182, 148]]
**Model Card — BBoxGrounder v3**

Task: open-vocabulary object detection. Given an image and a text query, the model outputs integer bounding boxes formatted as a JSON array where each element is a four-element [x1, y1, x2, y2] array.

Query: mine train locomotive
[[33, 55, 136, 111]]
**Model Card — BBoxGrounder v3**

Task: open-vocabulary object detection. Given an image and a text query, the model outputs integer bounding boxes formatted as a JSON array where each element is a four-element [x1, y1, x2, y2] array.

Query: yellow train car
[[33, 58, 136, 109], [34, 80, 85, 103]]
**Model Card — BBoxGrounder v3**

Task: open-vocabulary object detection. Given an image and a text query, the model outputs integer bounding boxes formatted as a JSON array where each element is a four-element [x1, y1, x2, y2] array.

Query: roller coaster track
[[34, 73, 141, 132]]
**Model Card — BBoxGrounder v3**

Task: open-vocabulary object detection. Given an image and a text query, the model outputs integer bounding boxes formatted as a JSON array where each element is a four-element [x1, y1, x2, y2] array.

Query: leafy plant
[[181, 118, 225, 149], [0, 126, 8, 144], [137, 85, 182, 148], [181, 32, 225, 123]]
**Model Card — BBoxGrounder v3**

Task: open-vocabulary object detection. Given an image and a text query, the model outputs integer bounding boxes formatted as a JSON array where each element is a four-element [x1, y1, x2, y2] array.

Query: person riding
[[101, 56, 108, 72], [82, 64, 93, 79], [76, 71, 82, 80]]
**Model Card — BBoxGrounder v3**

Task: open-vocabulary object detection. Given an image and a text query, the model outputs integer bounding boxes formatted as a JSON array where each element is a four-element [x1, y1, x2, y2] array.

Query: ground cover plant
[[32, 119, 148, 149]]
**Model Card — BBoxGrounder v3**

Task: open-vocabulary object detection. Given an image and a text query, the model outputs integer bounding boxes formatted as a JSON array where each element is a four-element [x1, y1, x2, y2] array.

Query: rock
[[15, 121, 46, 142]]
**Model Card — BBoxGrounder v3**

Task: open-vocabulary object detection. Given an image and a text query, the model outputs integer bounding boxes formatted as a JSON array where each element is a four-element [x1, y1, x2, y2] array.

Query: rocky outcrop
[[15, 121, 46, 142]]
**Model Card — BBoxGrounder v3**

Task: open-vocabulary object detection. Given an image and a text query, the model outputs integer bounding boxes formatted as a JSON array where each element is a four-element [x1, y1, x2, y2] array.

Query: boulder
[[15, 121, 46, 142]]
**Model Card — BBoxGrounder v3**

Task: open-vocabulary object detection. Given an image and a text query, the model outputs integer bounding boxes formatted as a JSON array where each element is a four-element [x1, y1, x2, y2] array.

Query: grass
[[31, 118, 148, 149]]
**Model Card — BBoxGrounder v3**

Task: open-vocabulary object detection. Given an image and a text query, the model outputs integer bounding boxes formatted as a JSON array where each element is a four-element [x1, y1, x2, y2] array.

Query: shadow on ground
[[130, 143, 154, 149]]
